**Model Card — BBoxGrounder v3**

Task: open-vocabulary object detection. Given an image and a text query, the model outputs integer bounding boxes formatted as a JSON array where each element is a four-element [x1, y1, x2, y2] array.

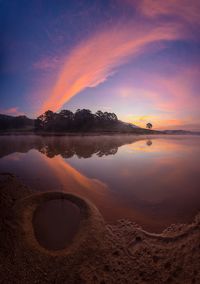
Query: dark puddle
[[33, 199, 81, 250]]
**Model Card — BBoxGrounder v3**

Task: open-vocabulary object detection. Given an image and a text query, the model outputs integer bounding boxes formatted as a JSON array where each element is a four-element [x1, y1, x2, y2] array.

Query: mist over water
[[0, 134, 200, 232]]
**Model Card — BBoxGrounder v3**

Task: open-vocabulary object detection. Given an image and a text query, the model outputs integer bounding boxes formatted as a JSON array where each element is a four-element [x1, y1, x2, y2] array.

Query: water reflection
[[0, 135, 200, 232], [33, 199, 80, 250], [0, 135, 145, 159], [146, 140, 152, 146]]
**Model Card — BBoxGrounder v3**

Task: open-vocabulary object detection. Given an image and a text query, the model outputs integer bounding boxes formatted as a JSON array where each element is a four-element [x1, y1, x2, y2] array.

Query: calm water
[[33, 199, 80, 250], [0, 134, 200, 232]]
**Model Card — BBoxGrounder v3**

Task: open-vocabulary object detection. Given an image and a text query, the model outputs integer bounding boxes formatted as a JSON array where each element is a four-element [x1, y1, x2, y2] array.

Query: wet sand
[[0, 173, 200, 283]]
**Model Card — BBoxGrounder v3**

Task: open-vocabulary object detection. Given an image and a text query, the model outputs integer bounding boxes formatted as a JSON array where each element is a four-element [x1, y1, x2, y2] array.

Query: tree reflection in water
[[146, 140, 153, 146], [0, 135, 151, 159]]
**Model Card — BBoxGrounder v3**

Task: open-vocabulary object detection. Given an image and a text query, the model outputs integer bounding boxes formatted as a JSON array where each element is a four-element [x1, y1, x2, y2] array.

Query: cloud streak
[[40, 22, 182, 113]]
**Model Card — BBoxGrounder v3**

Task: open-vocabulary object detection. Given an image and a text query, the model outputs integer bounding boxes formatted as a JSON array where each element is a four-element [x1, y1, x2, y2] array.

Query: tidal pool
[[33, 199, 81, 250]]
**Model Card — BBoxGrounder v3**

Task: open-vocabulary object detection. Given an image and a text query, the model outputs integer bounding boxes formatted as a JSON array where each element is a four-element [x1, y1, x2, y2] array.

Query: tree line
[[0, 109, 155, 133], [35, 109, 119, 132]]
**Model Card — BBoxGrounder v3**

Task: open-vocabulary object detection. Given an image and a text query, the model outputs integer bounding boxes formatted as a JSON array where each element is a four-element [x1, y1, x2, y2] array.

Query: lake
[[0, 134, 200, 233]]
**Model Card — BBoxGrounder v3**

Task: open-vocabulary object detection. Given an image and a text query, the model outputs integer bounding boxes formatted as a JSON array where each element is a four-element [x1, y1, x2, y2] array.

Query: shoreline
[[0, 129, 199, 136], [0, 130, 160, 136], [0, 173, 200, 283], [0, 132, 199, 137]]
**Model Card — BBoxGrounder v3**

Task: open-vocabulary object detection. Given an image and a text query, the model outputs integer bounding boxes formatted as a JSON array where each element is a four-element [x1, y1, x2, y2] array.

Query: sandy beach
[[0, 173, 200, 284]]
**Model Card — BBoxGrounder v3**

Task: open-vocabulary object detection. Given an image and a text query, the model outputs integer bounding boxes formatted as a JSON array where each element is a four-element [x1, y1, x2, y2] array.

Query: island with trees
[[1, 109, 198, 135], [0, 109, 159, 134]]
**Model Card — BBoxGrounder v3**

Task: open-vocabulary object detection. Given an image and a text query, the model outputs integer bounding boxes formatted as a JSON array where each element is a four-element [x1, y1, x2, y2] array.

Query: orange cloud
[[40, 23, 182, 113], [124, 113, 200, 131], [123, 114, 184, 130]]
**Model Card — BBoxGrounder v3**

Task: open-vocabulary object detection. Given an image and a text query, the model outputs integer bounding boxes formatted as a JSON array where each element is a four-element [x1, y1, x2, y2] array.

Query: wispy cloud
[[119, 65, 200, 130], [121, 69, 199, 115], [39, 22, 182, 113], [131, 0, 200, 25], [33, 56, 61, 71], [153, 67, 200, 113]]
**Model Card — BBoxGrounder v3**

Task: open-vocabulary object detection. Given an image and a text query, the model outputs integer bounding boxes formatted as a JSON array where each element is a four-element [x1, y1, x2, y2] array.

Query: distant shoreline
[[1, 112, 199, 136], [0, 129, 161, 136], [0, 130, 199, 136]]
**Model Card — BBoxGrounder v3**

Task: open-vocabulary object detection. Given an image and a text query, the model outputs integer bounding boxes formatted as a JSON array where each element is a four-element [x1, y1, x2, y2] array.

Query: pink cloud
[[151, 68, 200, 112], [39, 22, 183, 113], [124, 66, 200, 112], [0, 107, 25, 116], [118, 66, 200, 130], [128, 0, 200, 25]]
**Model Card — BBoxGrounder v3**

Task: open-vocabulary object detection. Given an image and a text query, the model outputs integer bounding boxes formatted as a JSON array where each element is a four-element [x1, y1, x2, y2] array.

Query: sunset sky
[[1, 0, 200, 130]]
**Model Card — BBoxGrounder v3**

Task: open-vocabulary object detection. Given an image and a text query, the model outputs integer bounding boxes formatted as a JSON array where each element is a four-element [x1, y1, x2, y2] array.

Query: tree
[[94, 111, 118, 130], [58, 110, 74, 131], [35, 110, 57, 131], [146, 140, 152, 146], [74, 109, 94, 130], [59, 110, 74, 120], [146, 122, 153, 129]]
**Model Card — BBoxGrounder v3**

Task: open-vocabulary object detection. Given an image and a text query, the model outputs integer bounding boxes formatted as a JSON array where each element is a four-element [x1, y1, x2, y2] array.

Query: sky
[[0, 0, 200, 130]]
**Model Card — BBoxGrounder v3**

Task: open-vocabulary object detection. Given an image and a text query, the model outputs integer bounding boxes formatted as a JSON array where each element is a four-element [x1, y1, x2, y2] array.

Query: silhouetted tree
[[146, 140, 152, 146], [58, 110, 74, 131], [146, 123, 153, 130], [35, 110, 57, 131], [59, 110, 74, 120], [94, 110, 118, 129], [74, 109, 94, 130]]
